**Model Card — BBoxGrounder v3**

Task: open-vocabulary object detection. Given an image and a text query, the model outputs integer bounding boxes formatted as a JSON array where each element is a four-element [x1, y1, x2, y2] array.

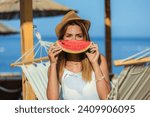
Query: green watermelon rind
[[56, 40, 92, 54]]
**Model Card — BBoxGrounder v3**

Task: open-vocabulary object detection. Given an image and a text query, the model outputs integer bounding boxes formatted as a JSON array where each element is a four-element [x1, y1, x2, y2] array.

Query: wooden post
[[20, 0, 36, 99], [105, 0, 112, 73]]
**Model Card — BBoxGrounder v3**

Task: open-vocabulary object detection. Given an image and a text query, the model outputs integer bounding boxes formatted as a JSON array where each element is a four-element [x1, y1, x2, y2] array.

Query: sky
[[1, 0, 150, 38]]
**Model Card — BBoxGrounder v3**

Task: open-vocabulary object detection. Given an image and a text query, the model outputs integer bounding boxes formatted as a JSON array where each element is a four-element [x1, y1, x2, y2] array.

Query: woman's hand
[[86, 43, 100, 64], [48, 44, 62, 64]]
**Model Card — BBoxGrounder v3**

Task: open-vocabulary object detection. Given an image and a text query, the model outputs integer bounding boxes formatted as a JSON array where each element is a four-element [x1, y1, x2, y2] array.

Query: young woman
[[47, 11, 111, 100]]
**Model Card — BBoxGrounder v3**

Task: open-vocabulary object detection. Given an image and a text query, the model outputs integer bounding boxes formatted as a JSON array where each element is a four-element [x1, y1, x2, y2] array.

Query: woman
[[47, 11, 111, 100]]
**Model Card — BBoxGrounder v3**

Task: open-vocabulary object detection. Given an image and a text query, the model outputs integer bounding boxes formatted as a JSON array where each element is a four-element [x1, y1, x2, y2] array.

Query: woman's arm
[[47, 63, 59, 100], [47, 44, 62, 100], [92, 55, 111, 100], [86, 43, 111, 99]]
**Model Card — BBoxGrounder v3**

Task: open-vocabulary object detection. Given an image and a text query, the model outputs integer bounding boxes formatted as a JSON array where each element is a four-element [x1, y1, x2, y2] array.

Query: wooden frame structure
[[20, 0, 36, 99], [11, 57, 49, 67], [105, 0, 112, 72], [114, 57, 150, 66]]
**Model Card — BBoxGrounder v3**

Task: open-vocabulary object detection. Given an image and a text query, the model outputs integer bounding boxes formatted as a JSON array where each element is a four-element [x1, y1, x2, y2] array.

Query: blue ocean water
[[0, 34, 150, 75]]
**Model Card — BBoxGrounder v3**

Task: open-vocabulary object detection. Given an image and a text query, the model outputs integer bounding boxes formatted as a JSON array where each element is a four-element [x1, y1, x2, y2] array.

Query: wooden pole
[[11, 56, 49, 67], [114, 57, 150, 66], [20, 0, 36, 99], [105, 0, 112, 73]]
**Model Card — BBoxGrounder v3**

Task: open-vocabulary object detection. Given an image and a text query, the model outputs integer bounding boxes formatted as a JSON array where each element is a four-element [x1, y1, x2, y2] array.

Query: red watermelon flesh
[[57, 40, 92, 54]]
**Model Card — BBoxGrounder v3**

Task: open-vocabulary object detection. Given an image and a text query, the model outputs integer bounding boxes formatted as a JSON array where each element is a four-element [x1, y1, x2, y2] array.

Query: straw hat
[[55, 11, 91, 37]]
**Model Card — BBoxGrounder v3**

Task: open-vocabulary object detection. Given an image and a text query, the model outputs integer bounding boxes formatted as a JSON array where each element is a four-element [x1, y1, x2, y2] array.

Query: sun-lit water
[[0, 34, 150, 75]]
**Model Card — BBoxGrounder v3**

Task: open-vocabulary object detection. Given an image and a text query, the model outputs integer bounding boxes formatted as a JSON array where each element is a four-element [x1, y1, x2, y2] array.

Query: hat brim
[[55, 18, 90, 37]]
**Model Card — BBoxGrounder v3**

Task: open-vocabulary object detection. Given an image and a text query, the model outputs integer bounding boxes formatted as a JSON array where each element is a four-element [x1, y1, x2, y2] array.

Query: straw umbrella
[[0, 0, 76, 100], [0, 22, 19, 35], [0, 0, 73, 19]]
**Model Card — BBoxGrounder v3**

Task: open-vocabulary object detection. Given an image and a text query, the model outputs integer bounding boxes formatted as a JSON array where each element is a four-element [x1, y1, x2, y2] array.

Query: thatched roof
[[0, 0, 75, 19], [0, 23, 19, 35]]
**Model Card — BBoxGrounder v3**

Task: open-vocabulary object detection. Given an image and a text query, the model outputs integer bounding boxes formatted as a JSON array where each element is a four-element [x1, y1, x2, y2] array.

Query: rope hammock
[[11, 29, 150, 100], [11, 29, 52, 100], [108, 63, 150, 100], [108, 46, 150, 100]]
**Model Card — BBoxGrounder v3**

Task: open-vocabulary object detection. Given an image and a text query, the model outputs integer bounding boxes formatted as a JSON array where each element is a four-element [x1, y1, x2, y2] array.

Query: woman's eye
[[78, 35, 83, 38], [65, 35, 71, 38]]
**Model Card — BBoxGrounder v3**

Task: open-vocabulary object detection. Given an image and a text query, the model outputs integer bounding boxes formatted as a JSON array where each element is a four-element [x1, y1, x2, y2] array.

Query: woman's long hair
[[57, 21, 93, 82]]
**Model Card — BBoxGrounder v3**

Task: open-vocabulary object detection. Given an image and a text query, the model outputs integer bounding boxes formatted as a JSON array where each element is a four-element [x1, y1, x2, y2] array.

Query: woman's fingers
[[91, 43, 98, 49], [48, 45, 62, 63], [85, 43, 101, 64], [88, 43, 98, 53], [51, 46, 61, 54], [48, 44, 62, 63], [49, 44, 62, 54], [53, 49, 62, 56]]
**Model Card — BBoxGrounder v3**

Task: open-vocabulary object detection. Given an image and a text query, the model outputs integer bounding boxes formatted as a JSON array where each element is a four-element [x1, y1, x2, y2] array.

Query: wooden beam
[[114, 57, 150, 66], [11, 56, 49, 67], [105, 0, 112, 73], [20, 0, 36, 100]]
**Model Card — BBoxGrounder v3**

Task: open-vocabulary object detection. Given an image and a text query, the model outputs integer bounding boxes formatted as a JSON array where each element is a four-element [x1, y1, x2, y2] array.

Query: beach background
[[0, 0, 150, 75], [0, 35, 150, 75]]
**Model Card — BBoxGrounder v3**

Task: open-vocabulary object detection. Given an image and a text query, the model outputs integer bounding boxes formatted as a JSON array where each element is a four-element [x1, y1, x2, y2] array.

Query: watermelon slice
[[56, 40, 92, 54]]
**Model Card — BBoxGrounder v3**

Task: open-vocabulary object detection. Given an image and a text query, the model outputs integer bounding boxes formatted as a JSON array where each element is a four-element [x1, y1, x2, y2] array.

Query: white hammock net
[[13, 30, 53, 100]]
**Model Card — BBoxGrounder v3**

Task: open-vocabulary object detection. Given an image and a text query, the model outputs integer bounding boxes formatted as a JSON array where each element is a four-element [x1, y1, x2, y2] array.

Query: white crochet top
[[60, 68, 100, 100]]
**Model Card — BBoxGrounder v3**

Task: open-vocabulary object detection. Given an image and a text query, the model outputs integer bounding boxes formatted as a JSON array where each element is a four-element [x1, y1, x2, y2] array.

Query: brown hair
[[57, 21, 93, 82]]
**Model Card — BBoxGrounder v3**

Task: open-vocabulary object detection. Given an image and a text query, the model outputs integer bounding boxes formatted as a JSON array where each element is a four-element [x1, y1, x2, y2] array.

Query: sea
[[0, 34, 150, 75]]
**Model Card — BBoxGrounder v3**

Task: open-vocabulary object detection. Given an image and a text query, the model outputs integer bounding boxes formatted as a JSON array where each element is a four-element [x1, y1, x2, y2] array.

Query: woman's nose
[[72, 36, 77, 40]]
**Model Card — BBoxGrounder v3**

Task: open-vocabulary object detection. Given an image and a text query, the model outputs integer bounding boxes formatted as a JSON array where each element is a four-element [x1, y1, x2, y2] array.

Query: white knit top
[[60, 68, 100, 100]]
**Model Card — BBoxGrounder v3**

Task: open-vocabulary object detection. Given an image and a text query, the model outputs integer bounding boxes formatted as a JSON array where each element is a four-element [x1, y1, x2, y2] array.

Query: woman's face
[[63, 25, 84, 40]]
